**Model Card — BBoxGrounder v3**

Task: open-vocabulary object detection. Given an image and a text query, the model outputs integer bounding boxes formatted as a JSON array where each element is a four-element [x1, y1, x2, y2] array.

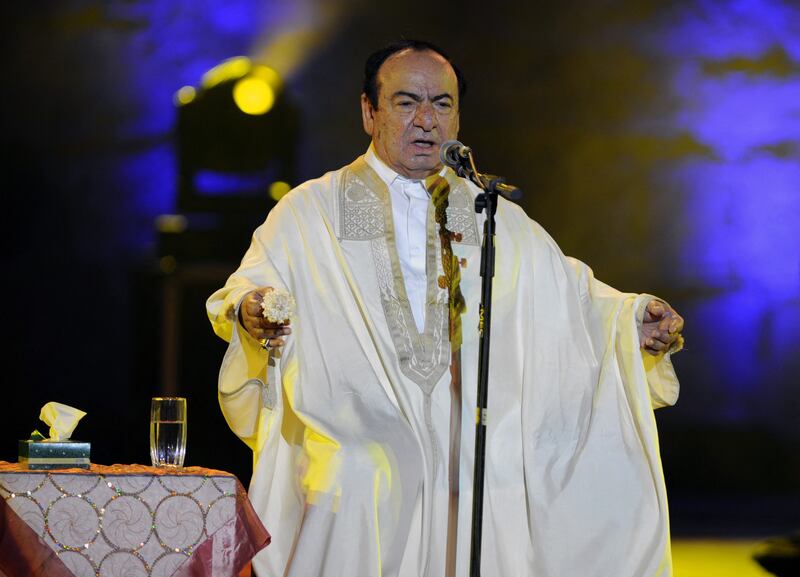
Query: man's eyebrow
[[391, 91, 423, 101], [390, 91, 454, 102]]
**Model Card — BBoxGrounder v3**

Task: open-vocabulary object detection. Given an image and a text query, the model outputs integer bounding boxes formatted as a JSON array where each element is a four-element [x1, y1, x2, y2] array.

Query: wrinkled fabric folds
[[207, 156, 679, 577]]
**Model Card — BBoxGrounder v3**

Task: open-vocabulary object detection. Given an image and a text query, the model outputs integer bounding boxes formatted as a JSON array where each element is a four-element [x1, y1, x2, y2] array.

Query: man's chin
[[412, 154, 440, 167], [404, 158, 442, 177]]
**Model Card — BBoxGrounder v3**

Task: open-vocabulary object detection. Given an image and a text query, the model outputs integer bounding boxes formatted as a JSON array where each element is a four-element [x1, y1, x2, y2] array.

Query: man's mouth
[[412, 139, 436, 150]]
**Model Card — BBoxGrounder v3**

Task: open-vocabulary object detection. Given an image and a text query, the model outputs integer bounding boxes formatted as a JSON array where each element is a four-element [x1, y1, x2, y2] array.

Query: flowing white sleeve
[[206, 205, 292, 449], [567, 257, 680, 409]]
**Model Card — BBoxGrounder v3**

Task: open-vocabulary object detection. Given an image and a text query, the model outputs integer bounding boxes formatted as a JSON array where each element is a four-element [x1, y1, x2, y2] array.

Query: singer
[[207, 39, 684, 577]]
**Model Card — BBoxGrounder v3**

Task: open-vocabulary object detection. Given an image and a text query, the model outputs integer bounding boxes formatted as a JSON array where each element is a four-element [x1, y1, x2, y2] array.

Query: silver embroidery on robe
[[336, 158, 481, 481], [338, 172, 384, 240], [336, 159, 483, 393]]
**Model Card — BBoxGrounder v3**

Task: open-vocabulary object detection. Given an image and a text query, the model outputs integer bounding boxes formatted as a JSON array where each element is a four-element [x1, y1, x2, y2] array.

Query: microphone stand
[[453, 153, 521, 577]]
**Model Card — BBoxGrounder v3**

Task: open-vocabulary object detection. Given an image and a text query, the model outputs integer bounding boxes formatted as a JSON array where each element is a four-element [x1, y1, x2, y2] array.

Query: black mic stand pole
[[456, 154, 521, 577]]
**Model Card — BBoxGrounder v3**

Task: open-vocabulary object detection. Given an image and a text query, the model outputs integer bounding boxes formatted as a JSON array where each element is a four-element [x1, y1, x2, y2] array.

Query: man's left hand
[[640, 300, 684, 356]]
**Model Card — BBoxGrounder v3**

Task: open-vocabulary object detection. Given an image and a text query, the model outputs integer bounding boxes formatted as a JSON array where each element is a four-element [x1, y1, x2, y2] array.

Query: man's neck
[[365, 144, 445, 186]]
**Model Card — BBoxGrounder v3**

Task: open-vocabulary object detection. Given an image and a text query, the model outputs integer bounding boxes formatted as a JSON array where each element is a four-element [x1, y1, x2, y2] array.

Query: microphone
[[440, 140, 523, 200], [440, 140, 472, 173]]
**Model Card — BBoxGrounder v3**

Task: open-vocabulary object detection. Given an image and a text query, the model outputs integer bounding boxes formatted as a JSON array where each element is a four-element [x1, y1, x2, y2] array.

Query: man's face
[[361, 49, 460, 179]]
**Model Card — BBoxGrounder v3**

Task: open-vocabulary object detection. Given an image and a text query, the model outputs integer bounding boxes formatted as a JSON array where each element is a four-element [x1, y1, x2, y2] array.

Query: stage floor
[[673, 539, 773, 577]]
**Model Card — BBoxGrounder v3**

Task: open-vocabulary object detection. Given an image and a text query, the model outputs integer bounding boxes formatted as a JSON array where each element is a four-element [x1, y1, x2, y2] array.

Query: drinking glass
[[150, 397, 187, 468]]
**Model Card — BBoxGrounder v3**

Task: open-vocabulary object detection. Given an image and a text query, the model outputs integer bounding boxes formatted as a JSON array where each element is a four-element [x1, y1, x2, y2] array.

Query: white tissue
[[39, 402, 87, 441]]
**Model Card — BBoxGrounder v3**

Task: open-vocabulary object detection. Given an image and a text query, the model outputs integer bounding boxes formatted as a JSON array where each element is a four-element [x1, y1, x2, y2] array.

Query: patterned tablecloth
[[0, 463, 270, 577]]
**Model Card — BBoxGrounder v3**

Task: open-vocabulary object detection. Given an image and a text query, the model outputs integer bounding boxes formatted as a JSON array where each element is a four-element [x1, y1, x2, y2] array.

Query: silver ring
[[261, 338, 272, 350]]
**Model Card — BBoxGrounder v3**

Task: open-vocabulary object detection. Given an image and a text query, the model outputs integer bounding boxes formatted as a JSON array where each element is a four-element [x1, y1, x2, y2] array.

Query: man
[[207, 40, 684, 577]]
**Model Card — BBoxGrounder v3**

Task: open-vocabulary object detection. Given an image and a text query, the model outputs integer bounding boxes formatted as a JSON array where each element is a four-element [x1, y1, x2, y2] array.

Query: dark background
[[4, 0, 799, 538]]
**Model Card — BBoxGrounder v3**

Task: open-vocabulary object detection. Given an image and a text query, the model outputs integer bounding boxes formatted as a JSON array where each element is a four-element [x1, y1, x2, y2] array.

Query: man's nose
[[414, 102, 436, 130]]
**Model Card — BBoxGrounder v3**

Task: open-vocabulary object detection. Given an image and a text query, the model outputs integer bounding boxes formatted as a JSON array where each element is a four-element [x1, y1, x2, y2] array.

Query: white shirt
[[365, 146, 431, 332]]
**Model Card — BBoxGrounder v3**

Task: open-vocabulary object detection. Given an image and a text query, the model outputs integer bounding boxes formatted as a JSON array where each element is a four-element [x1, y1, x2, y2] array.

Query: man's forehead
[[377, 49, 458, 93]]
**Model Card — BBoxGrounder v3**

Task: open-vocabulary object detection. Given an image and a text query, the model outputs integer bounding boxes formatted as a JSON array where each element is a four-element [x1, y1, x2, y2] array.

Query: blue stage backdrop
[[656, 1, 799, 438], [4, 0, 798, 497]]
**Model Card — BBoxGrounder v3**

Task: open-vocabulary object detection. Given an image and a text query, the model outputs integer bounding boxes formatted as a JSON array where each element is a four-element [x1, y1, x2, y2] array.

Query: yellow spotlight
[[269, 181, 291, 201], [251, 65, 282, 90], [202, 56, 251, 89], [233, 77, 275, 115], [174, 86, 196, 106]]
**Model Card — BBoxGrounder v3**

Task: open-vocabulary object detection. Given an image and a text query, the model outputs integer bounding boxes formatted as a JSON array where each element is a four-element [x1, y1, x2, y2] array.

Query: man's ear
[[360, 93, 375, 136]]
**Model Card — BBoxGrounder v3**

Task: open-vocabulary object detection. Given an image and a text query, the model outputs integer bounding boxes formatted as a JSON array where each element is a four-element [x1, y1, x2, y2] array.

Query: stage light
[[269, 181, 291, 201], [189, 58, 283, 116], [172, 55, 297, 222], [174, 86, 196, 106], [251, 65, 282, 90], [233, 77, 275, 115], [201, 56, 251, 89]]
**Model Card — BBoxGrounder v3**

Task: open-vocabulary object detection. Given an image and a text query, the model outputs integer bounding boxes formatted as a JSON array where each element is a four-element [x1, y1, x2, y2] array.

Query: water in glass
[[150, 397, 187, 468]]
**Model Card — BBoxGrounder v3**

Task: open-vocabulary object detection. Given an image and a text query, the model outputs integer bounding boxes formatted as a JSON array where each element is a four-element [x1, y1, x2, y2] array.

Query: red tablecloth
[[0, 463, 269, 577]]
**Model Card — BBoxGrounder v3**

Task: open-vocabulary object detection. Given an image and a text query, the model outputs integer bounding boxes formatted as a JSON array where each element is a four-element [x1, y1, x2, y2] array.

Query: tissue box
[[18, 440, 91, 470]]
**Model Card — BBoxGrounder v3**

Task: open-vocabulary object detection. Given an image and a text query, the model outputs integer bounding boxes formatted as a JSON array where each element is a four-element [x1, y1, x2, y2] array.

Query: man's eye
[[397, 101, 415, 108], [435, 101, 453, 111]]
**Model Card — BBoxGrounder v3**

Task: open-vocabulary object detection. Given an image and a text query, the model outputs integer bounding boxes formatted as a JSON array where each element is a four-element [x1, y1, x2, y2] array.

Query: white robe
[[206, 156, 680, 577]]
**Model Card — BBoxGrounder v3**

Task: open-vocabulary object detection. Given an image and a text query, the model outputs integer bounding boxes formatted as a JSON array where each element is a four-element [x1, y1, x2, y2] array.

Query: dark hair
[[362, 39, 467, 109]]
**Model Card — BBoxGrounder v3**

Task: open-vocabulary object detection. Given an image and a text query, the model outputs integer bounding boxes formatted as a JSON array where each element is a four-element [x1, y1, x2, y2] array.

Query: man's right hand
[[239, 288, 292, 348]]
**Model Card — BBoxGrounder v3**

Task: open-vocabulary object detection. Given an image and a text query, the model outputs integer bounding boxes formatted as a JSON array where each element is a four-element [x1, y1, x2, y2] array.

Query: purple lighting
[[656, 0, 800, 425]]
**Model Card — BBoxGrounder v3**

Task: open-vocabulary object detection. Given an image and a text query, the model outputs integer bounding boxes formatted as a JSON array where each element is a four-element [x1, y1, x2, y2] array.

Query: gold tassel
[[427, 174, 466, 351]]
